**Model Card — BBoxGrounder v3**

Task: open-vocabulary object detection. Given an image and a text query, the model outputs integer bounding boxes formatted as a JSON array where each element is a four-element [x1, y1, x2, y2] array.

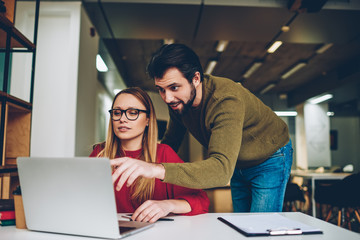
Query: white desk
[[291, 170, 351, 217], [1, 212, 359, 240]]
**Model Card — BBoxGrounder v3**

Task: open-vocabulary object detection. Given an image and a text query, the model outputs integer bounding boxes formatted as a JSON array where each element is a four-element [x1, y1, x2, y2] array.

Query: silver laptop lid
[[17, 157, 121, 239]]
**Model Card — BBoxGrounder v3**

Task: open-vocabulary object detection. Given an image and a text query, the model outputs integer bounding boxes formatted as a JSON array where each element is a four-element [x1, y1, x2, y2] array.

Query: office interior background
[[1, 0, 359, 198]]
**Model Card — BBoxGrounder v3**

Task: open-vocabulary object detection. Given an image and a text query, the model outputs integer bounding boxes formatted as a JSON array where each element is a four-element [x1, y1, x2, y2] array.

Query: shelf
[[0, 165, 17, 174], [0, 15, 35, 50], [5, 104, 31, 165], [0, 92, 32, 166], [0, 0, 39, 199], [0, 91, 32, 110], [0, 94, 30, 199], [0, 166, 19, 199]]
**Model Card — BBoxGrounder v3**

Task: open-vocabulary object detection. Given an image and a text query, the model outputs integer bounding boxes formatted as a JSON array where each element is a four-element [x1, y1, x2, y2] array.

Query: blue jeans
[[230, 140, 293, 212]]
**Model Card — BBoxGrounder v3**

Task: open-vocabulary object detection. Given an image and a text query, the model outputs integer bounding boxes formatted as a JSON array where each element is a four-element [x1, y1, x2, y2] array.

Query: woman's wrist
[[154, 163, 165, 180], [166, 199, 191, 214]]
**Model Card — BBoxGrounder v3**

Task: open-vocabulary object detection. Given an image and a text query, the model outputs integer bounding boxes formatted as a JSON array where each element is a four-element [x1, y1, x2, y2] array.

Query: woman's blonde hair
[[97, 87, 158, 205]]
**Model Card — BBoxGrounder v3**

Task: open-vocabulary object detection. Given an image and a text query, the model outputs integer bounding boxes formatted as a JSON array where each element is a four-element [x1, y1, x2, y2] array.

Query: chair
[[283, 182, 306, 212], [315, 172, 360, 232]]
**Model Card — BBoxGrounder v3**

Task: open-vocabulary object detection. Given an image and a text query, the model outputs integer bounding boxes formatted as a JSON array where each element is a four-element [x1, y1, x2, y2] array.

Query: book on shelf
[[0, 219, 16, 226], [0, 199, 15, 211], [0, 210, 16, 220]]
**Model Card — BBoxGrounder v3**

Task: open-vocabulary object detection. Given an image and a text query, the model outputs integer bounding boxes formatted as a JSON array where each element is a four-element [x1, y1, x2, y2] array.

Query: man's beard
[[172, 83, 196, 115]]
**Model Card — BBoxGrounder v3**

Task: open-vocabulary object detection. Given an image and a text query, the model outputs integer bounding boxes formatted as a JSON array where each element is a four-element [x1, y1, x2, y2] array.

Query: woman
[[90, 87, 209, 223]]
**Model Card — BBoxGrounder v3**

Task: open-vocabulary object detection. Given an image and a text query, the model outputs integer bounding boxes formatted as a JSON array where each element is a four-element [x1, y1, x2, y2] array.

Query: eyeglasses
[[108, 108, 149, 121]]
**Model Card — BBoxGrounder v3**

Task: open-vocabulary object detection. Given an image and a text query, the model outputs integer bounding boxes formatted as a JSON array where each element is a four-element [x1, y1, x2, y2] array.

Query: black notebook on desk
[[218, 213, 323, 237]]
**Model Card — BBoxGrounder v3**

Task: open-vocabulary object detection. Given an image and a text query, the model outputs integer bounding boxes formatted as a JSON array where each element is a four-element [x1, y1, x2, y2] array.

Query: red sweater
[[90, 143, 209, 215]]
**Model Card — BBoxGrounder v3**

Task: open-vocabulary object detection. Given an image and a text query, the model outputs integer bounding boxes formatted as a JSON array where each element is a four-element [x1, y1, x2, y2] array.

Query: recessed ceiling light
[[281, 62, 307, 79], [308, 94, 333, 104], [274, 111, 297, 117], [279, 94, 287, 100], [243, 62, 263, 78], [260, 83, 276, 95], [267, 41, 283, 53], [316, 43, 333, 54], [281, 26, 290, 32], [96, 54, 108, 72], [216, 40, 229, 52], [205, 60, 217, 75], [163, 38, 174, 45]]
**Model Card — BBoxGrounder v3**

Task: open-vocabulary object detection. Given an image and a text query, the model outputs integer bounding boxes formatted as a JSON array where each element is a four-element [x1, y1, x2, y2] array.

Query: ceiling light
[[281, 26, 290, 32], [260, 83, 276, 95], [281, 62, 307, 79], [113, 89, 122, 95], [308, 94, 333, 104], [274, 111, 297, 117], [205, 60, 217, 75], [316, 43, 333, 54], [216, 40, 229, 52], [279, 94, 287, 100], [163, 38, 174, 45], [96, 54, 108, 72], [267, 41, 283, 53], [243, 61, 263, 78]]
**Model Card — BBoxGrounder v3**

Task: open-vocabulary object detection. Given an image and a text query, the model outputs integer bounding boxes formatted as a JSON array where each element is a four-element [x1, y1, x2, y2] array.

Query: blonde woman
[[90, 87, 209, 223]]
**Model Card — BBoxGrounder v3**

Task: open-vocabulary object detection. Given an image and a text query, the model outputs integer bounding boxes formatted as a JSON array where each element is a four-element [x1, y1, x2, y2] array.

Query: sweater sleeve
[[162, 96, 245, 189], [159, 144, 209, 215]]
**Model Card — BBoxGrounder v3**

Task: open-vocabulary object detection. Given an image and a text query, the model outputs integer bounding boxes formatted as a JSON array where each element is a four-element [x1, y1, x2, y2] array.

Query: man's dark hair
[[147, 44, 204, 83]]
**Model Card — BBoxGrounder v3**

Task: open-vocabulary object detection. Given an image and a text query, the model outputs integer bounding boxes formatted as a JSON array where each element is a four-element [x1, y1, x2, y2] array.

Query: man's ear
[[192, 71, 201, 88]]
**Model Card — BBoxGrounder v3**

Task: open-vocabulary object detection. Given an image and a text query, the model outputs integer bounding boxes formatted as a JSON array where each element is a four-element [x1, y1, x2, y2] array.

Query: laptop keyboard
[[119, 226, 137, 234]]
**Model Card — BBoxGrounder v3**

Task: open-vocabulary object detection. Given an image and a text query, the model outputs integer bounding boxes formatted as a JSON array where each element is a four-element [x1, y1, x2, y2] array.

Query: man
[[111, 44, 293, 212]]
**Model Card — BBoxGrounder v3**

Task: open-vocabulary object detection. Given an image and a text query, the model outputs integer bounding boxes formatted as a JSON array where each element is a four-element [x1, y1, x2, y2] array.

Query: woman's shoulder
[[156, 143, 184, 163], [93, 142, 105, 150], [90, 142, 105, 156], [156, 143, 174, 153]]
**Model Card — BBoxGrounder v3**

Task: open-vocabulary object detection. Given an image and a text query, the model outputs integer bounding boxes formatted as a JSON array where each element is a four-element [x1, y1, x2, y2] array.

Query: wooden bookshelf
[[0, 165, 18, 199], [0, 0, 39, 199], [1, 0, 16, 23], [4, 101, 31, 165], [0, 94, 31, 199], [0, 15, 35, 49]]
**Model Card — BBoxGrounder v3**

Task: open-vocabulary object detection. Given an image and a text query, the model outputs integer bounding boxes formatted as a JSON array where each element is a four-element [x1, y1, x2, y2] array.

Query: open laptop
[[17, 157, 154, 239]]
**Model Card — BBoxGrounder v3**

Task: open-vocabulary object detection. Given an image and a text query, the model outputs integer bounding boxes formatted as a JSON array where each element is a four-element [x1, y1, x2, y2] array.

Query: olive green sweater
[[161, 74, 289, 189]]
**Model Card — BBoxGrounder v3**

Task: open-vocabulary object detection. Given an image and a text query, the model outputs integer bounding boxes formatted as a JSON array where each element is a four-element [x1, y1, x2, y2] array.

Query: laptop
[[17, 157, 154, 239]]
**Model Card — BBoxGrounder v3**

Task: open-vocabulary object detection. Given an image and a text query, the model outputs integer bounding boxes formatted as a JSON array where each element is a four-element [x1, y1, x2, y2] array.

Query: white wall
[[304, 103, 331, 167], [14, 2, 122, 157], [295, 104, 308, 169], [74, 7, 100, 156], [330, 116, 360, 172], [296, 102, 332, 169], [95, 83, 112, 145], [14, 2, 82, 157]]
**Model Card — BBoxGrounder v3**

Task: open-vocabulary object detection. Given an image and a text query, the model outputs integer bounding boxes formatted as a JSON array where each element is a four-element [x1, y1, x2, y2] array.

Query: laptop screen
[[17, 157, 122, 239]]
